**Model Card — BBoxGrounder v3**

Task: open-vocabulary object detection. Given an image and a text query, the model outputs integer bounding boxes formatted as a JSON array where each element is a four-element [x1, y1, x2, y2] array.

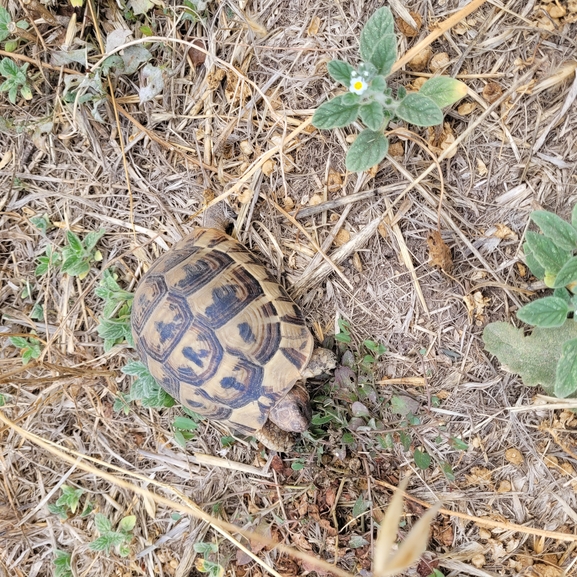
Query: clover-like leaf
[[531, 210, 577, 252], [346, 129, 389, 172], [418, 77, 468, 108], [312, 94, 360, 129], [327, 60, 355, 86], [483, 320, 577, 394], [396, 93, 443, 126]]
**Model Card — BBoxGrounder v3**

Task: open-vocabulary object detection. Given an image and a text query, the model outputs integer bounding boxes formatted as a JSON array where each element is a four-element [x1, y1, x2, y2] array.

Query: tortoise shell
[[131, 228, 314, 435]]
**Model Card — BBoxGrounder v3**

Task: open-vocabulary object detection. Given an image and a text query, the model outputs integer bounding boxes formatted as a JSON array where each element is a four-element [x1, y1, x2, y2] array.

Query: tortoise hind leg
[[301, 348, 337, 379], [254, 420, 295, 452]]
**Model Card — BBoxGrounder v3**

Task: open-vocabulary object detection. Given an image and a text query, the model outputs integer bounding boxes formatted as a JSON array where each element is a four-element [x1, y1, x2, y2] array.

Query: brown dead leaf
[[427, 230, 453, 273], [352, 252, 363, 272], [291, 532, 313, 551], [492, 223, 518, 240], [497, 480, 511, 493], [270, 454, 285, 473], [262, 159, 276, 176], [472, 554, 487, 568], [431, 519, 453, 547], [427, 123, 456, 158], [396, 11, 422, 37], [307, 15, 321, 36], [309, 193, 323, 206], [410, 76, 428, 91], [505, 448, 524, 466], [466, 466, 493, 488], [389, 141, 404, 157], [429, 52, 450, 72], [187, 38, 206, 67], [525, 564, 563, 577], [225, 72, 252, 105], [334, 229, 351, 246], [482, 82, 503, 103], [206, 68, 226, 89], [458, 101, 476, 115], [463, 291, 490, 323], [408, 46, 432, 71], [327, 168, 343, 192], [283, 196, 295, 211], [377, 220, 389, 239], [476, 158, 488, 175]]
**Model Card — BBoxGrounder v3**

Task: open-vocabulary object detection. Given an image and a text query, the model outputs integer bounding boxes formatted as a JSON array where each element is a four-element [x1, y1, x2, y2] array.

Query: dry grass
[[1, 0, 577, 575]]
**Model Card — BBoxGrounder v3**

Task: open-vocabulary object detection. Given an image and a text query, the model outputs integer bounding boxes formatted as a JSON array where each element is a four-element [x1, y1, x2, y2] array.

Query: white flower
[[349, 75, 368, 95]]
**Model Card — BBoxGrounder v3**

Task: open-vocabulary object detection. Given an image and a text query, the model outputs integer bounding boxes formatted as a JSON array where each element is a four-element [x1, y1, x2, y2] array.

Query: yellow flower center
[[353, 81, 364, 90]]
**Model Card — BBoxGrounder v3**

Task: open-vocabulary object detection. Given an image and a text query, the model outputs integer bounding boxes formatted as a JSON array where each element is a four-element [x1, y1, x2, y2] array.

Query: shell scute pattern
[[132, 228, 315, 434]]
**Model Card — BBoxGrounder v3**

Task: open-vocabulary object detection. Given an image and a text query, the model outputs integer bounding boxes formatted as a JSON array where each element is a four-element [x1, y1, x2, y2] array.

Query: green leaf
[[345, 129, 389, 172], [524, 246, 546, 279], [396, 93, 443, 126], [0, 8, 11, 43], [371, 75, 387, 92], [553, 256, 577, 288], [118, 515, 136, 532], [555, 338, 577, 398], [0, 57, 19, 78], [418, 77, 468, 108], [312, 94, 360, 129], [84, 228, 105, 252], [10, 336, 29, 349], [173, 416, 199, 430], [349, 535, 370, 549], [94, 513, 112, 534], [572, 204, 577, 230], [531, 210, 577, 251], [89, 535, 113, 554], [399, 431, 411, 451], [413, 449, 431, 469], [342, 431, 355, 444], [359, 7, 396, 76], [525, 231, 570, 275], [65, 230, 84, 254], [173, 429, 187, 447], [516, 296, 569, 328], [291, 460, 305, 470], [449, 437, 468, 451], [440, 462, 455, 481], [377, 433, 393, 449], [483, 320, 577, 394], [554, 287, 571, 302], [352, 495, 371, 518], [359, 101, 385, 131], [327, 60, 354, 86]]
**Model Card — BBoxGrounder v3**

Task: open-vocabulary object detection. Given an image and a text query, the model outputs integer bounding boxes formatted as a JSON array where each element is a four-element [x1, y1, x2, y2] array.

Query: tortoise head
[[268, 384, 312, 433]]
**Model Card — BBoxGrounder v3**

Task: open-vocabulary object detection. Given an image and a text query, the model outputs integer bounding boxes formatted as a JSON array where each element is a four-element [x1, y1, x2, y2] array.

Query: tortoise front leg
[[254, 420, 295, 452]]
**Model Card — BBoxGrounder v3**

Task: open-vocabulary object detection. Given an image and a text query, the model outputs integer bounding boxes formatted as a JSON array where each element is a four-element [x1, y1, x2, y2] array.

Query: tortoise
[[131, 213, 336, 451]]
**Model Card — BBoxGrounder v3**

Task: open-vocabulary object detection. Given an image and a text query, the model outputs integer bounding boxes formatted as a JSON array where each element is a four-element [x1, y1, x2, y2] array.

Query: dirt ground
[[1, 0, 577, 576]]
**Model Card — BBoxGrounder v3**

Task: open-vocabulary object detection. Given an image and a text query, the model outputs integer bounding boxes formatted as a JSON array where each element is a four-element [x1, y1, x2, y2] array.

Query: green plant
[[0, 58, 32, 104], [312, 7, 467, 172], [9, 335, 41, 364], [95, 269, 134, 351], [53, 550, 73, 577], [120, 360, 176, 408], [89, 513, 136, 557], [483, 205, 577, 398], [48, 485, 93, 520], [36, 245, 62, 276], [194, 542, 225, 577], [0, 7, 33, 51], [61, 229, 105, 278]]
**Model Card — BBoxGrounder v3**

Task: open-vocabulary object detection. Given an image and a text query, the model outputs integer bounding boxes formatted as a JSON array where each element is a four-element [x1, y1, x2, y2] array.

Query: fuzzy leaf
[[553, 256, 577, 288], [483, 320, 577, 394], [531, 210, 577, 251], [555, 338, 577, 398], [312, 94, 360, 129], [524, 246, 546, 279], [327, 60, 354, 86], [359, 7, 396, 76], [396, 93, 443, 126], [346, 129, 389, 172], [572, 204, 577, 230], [418, 77, 468, 108], [0, 7, 11, 42], [139, 64, 164, 103], [525, 231, 570, 275], [94, 513, 112, 534], [359, 101, 385, 130], [118, 515, 136, 532], [516, 296, 569, 328]]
